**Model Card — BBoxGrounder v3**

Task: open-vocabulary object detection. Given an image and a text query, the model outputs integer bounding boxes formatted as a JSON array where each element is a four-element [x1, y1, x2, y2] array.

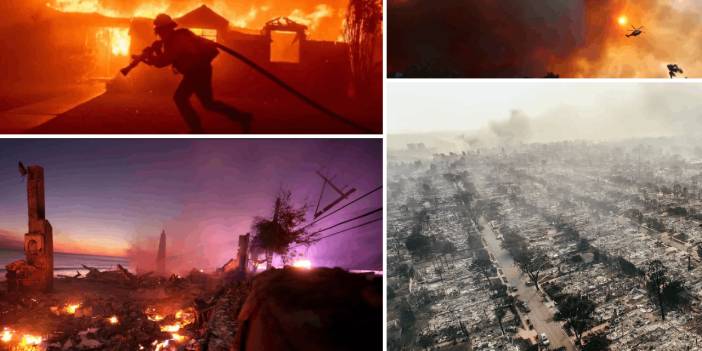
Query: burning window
[[270, 31, 300, 63], [96, 27, 131, 56], [190, 28, 218, 42]]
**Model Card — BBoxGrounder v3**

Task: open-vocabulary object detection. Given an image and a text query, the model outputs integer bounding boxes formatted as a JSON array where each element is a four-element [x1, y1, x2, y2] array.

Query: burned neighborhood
[[387, 83, 702, 350]]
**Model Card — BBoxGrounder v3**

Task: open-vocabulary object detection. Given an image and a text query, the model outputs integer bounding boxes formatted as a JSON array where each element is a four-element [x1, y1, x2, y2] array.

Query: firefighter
[[143, 14, 252, 133]]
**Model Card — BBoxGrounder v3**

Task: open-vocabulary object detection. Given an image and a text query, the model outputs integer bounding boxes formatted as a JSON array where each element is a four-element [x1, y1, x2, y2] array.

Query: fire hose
[[121, 41, 373, 133]]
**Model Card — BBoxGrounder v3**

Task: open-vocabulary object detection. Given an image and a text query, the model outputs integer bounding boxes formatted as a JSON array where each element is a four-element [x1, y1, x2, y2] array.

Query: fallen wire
[[213, 42, 373, 133]]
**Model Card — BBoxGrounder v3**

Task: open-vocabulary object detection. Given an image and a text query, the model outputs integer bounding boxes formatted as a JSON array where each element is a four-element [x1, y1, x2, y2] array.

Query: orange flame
[[1, 328, 13, 343], [46, 0, 347, 41], [292, 259, 312, 269], [65, 303, 81, 314]]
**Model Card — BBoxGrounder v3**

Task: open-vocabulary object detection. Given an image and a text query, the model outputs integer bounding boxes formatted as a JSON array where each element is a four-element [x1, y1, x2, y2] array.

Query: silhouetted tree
[[344, 0, 382, 98], [251, 190, 308, 269]]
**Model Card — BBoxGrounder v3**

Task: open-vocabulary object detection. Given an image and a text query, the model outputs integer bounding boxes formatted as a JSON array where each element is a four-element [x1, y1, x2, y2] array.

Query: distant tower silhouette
[[156, 230, 166, 276]]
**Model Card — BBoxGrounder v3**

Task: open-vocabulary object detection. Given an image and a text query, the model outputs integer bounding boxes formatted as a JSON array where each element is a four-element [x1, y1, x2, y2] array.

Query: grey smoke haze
[[488, 110, 532, 144], [389, 82, 702, 152]]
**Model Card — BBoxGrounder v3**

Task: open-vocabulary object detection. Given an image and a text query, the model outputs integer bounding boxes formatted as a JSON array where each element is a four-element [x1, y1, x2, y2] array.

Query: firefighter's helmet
[[153, 14, 177, 30]]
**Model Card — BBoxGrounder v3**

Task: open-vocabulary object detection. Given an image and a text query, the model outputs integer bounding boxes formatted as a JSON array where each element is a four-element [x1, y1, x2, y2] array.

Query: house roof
[[176, 5, 229, 30]]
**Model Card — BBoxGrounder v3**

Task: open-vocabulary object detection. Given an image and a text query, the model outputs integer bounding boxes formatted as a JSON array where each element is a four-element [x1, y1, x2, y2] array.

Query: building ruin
[[6, 163, 54, 292], [156, 229, 166, 276]]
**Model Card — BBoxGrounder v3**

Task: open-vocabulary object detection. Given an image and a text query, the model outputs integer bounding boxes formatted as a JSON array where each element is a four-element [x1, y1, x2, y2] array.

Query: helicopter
[[626, 25, 644, 37], [667, 64, 685, 79]]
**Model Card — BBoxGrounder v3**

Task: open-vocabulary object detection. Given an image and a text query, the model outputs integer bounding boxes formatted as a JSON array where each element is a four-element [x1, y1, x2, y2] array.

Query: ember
[[108, 316, 119, 325]]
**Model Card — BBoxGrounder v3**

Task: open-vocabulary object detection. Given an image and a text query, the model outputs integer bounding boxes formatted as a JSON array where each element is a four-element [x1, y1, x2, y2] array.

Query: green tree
[[514, 248, 549, 290], [495, 306, 506, 335], [554, 294, 596, 346], [646, 260, 689, 320], [417, 333, 434, 350], [469, 257, 493, 285], [399, 299, 416, 329], [582, 333, 611, 351], [405, 233, 432, 258]]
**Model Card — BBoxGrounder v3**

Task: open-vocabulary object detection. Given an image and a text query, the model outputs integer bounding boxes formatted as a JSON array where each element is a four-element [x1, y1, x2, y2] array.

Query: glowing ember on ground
[[20, 334, 43, 346], [153, 339, 170, 351], [108, 316, 119, 324], [171, 333, 186, 342], [160, 324, 180, 333], [292, 259, 312, 269], [1, 328, 13, 343], [145, 307, 165, 322], [65, 303, 81, 314], [618, 15, 628, 26]]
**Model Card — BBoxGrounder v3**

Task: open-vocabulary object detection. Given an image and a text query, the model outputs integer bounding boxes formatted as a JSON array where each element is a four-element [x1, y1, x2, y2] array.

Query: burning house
[[4, 4, 355, 99], [122, 5, 353, 99]]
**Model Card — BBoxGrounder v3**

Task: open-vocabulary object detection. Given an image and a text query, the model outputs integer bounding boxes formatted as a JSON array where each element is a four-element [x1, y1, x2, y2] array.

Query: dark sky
[[388, 0, 702, 77], [0, 139, 383, 271]]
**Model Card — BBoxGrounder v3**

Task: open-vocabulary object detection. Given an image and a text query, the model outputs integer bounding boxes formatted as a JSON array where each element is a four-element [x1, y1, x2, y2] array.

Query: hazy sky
[[0, 139, 382, 270], [388, 81, 702, 138]]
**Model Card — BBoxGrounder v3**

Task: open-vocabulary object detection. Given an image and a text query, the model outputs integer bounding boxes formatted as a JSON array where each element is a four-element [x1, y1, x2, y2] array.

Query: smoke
[[465, 85, 702, 147], [389, 0, 702, 77], [488, 110, 532, 144]]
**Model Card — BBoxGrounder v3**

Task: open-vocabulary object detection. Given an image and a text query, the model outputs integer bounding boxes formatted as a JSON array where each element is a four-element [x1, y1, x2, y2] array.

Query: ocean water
[[0, 249, 129, 280]]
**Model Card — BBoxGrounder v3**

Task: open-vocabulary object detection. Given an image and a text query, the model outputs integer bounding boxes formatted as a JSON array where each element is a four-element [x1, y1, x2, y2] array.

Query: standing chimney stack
[[156, 230, 167, 276]]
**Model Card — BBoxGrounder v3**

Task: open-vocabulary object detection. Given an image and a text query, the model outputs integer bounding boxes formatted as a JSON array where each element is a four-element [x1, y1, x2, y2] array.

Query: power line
[[307, 207, 382, 237], [291, 216, 382, 249], [301, 185, 383, 229], [167, 207, 383, 258]]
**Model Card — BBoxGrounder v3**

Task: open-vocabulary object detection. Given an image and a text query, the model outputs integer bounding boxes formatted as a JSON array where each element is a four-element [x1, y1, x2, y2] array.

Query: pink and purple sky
[[0, 139, 382, 271]]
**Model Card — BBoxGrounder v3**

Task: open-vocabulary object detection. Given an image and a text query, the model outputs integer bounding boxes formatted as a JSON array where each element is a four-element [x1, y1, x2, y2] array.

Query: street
[[479, 218, 576, 351]]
